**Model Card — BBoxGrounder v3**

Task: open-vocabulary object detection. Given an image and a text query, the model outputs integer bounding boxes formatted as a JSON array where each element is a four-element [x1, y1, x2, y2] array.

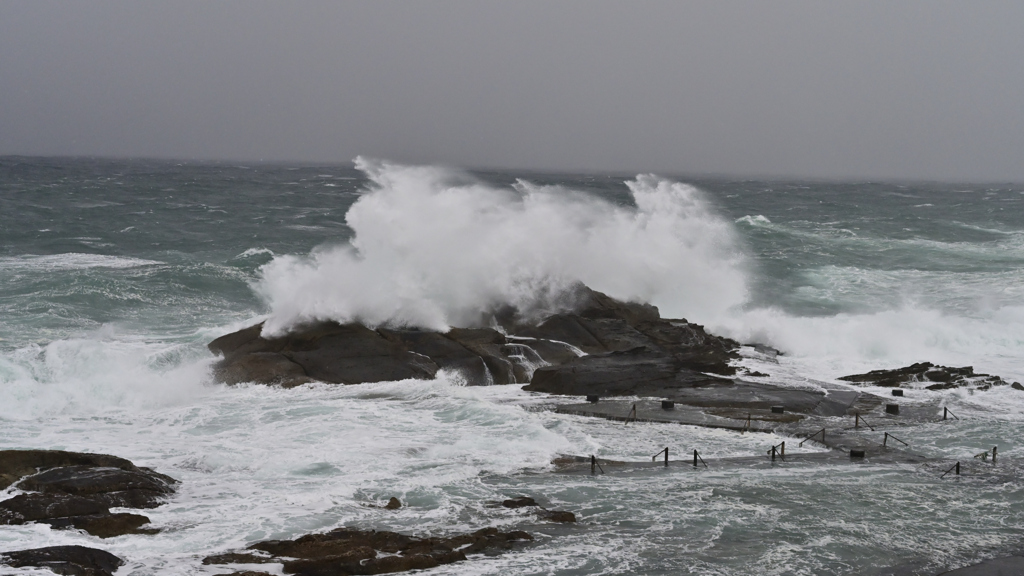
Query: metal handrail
[[767, 441, 786, 461], [854, 412, 876, 431], [590, 455, 605, 475], [883, 432, 909, 448], [693, 449, 708, 468], [651, 447, 669, 467], [943, 407, 960, 421], [940, 461, 960, 478], [624, 404, 637, 425], [799, 428, 826, 447]]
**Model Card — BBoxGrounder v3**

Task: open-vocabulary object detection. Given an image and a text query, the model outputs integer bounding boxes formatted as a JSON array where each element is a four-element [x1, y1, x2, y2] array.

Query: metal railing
[[767, 441, 786, 461], [854, 412, 876, 431], [973, 446, 997, 463], [883, 432, 909, 448], [624, 404, 637, 425], [693, 449, 708, 468], [799, 428, 826, 447], [940, 461, 960, 478], [651, 447, 669, 467]]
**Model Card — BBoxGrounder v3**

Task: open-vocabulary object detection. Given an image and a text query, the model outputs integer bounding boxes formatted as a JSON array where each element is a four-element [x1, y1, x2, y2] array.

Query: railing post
[[624, 403, 637, 425], [993, 446, 998, 464], [956, 461, 960, 475], [693, 449, 698, 467], [855, 413, 860, 428], [664, 447, 669, 467], [944, 407, 948, 420], [591, 455, 596, 475], [884, 432, 888, 447], [771, 445, 776, 461], [781, 441, 785, 457]]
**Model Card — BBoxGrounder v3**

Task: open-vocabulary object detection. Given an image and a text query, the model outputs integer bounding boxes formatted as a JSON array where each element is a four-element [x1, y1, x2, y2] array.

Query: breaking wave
[[257, 158, 748, 334]]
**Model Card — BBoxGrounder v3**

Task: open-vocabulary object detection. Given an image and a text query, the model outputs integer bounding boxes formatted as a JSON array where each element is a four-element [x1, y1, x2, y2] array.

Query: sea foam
[[257, 158, 748, 334]]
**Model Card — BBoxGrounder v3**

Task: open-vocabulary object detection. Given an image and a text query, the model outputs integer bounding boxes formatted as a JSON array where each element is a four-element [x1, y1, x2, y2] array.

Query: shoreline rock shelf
[[839, 362, 1020, 391], [0, 545, 124, 576], [204, 526, 535, 576], [0, 449, 177, 539], [208, 285, 742, 393]]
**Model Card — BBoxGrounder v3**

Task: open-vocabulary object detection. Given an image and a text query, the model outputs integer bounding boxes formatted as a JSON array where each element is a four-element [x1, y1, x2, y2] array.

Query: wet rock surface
[[839, 362, 1020, 391], [0, 449, 176, 538], [0, 545, 124, 576], [209, 285, 740, 391], [206, 526, 534, 576], [497, 496, 577, 522]]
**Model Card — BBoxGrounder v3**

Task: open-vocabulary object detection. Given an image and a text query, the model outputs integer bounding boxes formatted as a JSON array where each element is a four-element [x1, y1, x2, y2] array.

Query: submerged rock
[[497, 495, 577, 522], [206, 526, 533, 576], [839, 362, 1019, 391], [501, 496, 538, 509], [208, 284, 740, 393], [0, 449, 176, 538], [0, 545, 123, 576]]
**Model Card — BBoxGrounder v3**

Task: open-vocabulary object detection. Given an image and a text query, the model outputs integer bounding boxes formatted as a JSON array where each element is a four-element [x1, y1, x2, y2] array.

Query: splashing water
[[257, 158, 748, 334]]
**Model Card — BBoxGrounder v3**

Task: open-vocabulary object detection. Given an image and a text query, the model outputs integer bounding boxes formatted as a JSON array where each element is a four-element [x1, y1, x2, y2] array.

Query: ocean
[[1, 156, 1023, 575]]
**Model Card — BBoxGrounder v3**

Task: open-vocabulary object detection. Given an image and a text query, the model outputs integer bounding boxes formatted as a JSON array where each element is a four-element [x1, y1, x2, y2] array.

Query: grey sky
[[1, 1, 1022, 180]]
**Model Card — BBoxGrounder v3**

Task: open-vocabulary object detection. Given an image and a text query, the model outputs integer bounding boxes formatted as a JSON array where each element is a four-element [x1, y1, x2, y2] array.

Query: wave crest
[[257, 158, 748, 334]]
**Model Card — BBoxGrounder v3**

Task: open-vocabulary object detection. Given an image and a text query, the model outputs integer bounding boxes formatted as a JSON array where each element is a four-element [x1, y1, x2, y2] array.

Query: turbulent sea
[[1, 156, 1023, 575]]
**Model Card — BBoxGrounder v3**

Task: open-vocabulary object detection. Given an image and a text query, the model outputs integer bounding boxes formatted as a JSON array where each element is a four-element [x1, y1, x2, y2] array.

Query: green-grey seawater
[[1, 156, 1023, 575]]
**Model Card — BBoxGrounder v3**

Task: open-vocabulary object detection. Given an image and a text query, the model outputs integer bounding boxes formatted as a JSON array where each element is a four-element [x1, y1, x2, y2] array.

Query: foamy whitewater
[[1, 156, 1023, 575]]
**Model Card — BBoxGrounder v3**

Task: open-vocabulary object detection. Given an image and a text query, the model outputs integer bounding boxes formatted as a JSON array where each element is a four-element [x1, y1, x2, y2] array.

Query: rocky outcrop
[[498, 496, 577, 523], [209, 285, 740, 393], [0, 449, 177, 538], [0, 545, 123, 576], [204, 526, 534, 576], [208, 321, 529, 388], [839, 362, 1019, 391]]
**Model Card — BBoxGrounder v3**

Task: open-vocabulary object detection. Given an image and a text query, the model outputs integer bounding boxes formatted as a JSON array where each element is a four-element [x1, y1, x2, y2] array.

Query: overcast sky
[[1, 1, 1022, 180]]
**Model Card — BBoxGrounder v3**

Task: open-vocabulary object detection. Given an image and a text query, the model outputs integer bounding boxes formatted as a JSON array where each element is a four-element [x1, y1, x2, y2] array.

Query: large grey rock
[[839, 362, 1018, 391], [205, 526, 533, 576], [208, 285, 741, 393], [1, 545, 124, 576], [0, 449, 176, 538]]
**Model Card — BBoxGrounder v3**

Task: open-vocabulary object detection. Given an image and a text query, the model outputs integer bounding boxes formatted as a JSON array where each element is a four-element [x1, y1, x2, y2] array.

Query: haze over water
[[2, 156, 1024, 575]]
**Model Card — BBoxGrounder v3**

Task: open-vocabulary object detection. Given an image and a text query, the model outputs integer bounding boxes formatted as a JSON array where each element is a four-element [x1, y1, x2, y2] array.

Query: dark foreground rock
[[209, 285, 740, 393], [497, 496, 577, 522], [839, 362, 1020, 391], [0, 545, 123, 576], [0, 449, 177, 538], [205, 526, 533, 576]]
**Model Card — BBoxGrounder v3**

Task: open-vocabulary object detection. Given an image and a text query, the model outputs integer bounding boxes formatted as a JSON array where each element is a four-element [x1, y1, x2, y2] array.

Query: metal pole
[[591, 455, 596, 475], [693, 449, 698, 467], [993, 446, 998, 463], [884, 432, 888, 447], [781, 441, 785, 457], [944, 407, 948, 420], [664, 447, 669, 467], [956, 461, 960, 475]]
